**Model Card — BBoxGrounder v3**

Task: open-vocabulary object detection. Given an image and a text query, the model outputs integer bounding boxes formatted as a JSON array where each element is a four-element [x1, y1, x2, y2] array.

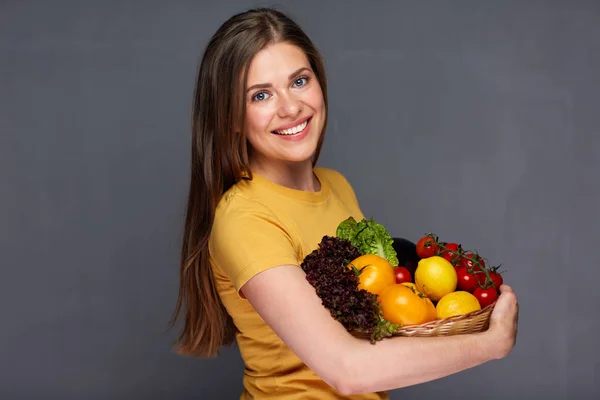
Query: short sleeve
[[209, 194, 299, 296]]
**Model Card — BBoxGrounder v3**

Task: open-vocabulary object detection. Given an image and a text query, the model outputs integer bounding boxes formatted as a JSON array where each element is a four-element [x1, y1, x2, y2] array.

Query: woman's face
[[243, 42, 326, 170]]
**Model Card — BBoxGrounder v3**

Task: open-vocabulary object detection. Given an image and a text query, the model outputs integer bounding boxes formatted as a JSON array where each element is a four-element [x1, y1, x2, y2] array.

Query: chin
[[278, 148, 317, 164], [275, 129, 321, 163]]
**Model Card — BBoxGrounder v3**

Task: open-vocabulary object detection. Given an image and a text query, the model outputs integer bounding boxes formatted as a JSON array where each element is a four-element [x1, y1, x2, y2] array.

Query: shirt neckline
[[245, 168, 330, 204]]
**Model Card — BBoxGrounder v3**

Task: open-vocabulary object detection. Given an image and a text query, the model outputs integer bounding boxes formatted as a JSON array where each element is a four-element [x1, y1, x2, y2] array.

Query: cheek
[[246, 106, 275, 135], [306, 85, 325, 112]]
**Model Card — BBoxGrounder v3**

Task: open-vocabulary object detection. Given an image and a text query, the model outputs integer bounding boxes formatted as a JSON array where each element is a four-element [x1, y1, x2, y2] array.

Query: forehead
[[246, 42, 310, 84]]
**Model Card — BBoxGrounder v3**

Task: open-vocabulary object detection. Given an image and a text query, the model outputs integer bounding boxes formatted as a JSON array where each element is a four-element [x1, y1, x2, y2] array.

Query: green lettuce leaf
[[336, 216, 360, 241], [336, 217, 399, 267]]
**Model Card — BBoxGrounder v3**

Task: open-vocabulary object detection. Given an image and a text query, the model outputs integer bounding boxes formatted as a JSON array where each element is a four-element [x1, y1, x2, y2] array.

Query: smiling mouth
[[272, 117, 311, 135]]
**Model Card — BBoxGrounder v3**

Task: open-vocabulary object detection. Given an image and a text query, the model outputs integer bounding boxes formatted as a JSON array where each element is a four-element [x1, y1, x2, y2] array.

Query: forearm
[[241, 265, 514, 395], [341, 332, 496, 395]]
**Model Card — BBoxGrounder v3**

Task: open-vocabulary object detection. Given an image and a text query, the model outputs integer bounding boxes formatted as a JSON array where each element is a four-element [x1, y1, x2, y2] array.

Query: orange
[[347, 254, 395, 295], [378, 284, 437, 326]]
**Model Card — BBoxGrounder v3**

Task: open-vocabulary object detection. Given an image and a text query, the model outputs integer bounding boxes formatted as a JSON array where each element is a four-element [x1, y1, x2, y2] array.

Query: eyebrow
[[246, 67, 311, 93]]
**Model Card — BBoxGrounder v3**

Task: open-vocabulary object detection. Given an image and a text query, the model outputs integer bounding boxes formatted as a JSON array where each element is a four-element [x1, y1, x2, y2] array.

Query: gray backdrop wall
[[1, 1, 598, 399]]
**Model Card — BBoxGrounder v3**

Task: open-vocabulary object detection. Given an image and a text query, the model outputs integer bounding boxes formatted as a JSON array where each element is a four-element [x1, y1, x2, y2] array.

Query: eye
[[252, 91, 271, 101], [293, 76, 309, 88]]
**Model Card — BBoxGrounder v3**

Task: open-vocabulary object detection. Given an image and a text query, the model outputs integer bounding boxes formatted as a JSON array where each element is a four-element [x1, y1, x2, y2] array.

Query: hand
[[487, 284, 519, 359]]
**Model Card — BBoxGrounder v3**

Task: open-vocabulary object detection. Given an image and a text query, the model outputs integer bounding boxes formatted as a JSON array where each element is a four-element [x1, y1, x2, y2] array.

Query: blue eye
[[293, 76, 309, 87], [253, 91, 270, 101]]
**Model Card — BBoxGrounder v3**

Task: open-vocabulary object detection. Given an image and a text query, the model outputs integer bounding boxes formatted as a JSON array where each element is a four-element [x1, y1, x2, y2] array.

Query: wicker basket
[[382, 237, 497, 337], [391, 301, 496, 337], [350, 301, 496, 341]]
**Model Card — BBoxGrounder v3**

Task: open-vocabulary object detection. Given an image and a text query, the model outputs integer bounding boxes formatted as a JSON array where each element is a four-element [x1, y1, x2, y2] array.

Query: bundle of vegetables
[[302, 217, 506, 342], [300, 217, 401, 343], [414, 233, 505, 308]]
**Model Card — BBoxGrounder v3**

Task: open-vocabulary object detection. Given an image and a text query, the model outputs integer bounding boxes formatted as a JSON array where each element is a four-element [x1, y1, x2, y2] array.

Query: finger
[[499, 284, 514, 294], [493, 292, 518, 319], [499, 286, 518, 305]]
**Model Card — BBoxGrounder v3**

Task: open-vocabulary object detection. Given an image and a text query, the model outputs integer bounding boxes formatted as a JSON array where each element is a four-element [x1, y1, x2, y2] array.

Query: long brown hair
[[170, 8, 329, 358]]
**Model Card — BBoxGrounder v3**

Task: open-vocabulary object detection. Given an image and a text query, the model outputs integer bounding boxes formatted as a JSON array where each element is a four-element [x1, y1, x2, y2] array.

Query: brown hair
[[170, 7, 329, 357]]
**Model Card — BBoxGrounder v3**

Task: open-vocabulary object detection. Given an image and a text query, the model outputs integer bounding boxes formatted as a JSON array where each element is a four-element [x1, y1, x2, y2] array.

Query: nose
[[277, 92, 302, 119]]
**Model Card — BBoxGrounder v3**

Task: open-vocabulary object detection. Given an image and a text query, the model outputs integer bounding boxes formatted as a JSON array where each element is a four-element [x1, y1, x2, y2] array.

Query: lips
[[272, 116, 312, 135]]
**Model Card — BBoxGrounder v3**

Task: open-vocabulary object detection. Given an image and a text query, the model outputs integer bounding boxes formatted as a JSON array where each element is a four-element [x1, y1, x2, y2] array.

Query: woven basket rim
[[393, 300, 496, 333]]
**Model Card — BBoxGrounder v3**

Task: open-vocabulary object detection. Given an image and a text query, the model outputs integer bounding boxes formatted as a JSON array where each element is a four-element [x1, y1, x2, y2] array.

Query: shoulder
[[315, 167, 352, 187], [315, 167, 358, 197], [209, 184, 298, 293], [213, 184, 279, 231], [211, 181, 297, 250]]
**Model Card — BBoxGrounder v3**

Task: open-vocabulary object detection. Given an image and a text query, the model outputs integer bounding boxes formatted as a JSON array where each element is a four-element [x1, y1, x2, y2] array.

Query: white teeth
[[275, 120, 308, 135]]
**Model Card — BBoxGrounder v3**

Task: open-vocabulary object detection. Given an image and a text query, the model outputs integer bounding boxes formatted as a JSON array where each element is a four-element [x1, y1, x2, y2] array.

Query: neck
[[249, 159, 320, 192]]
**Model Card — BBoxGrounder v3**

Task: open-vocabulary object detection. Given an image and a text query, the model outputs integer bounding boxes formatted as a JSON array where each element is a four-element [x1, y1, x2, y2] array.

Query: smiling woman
[[244, 42, 326, 179], [170, 7, 519, 400]]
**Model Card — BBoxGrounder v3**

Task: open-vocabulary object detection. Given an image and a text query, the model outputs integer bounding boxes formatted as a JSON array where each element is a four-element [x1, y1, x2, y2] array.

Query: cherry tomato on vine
[[473, 287, 498, 308], [489, 271, 503, 288], [439, 242, 462, 265], [415, 235, 439, 259], [456, 253, 486, 272], [477, 269, 503, 290], [393, 266, 412, 284], [455, 266, 479, 293]]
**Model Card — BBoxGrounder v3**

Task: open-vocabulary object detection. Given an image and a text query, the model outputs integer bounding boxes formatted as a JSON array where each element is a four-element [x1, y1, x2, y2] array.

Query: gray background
[[1, 0, 598, 399]]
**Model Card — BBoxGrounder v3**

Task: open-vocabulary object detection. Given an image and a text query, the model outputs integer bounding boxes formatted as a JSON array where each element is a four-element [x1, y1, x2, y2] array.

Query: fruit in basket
[[473, 287, 499, 308], [415, 234, 439, 259], [455, 253, 486, 272], [477, 268, 503, 291], [436, 291, 481, 319], [414, 256, 457, 302], [393, 266, 412, 284], [303, 219, 507, 342], [347, 254, 396, 295], [301, 235, 401, 343], [378, 284, 437, 326], [455, 266, 481, 293], [401, 282, 437, 321], [439, 242, 462, 265]]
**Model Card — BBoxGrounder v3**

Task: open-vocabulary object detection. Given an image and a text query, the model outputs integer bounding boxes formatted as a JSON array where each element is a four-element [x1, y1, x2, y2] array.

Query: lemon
[[436, 291, 481, 320], [414, 256, 457, 302]]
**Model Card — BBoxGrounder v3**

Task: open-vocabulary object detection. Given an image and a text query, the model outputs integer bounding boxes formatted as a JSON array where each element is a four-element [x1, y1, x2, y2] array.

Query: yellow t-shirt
[[209, 167, 389, 400]]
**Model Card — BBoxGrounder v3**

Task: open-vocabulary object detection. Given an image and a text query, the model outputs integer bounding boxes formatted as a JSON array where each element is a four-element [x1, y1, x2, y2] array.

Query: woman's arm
[[241, 264, 518, 395]]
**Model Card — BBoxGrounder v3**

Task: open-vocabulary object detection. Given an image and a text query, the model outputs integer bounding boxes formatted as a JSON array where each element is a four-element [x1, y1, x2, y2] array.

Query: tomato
[[347, 254, 396, 295], [402, 283, 438, 321], [401, 282, 419, 292], [378, 284, 437, 326], [473, 287, 498, 308], [439, 242, 462, 265], [393, 266, 412, 284], [456, 253, 486, 273], [489, 271, 503, 289], [455, 266, 479, 293], [416, 235, 439, 259], [477, 269, 503, 291]]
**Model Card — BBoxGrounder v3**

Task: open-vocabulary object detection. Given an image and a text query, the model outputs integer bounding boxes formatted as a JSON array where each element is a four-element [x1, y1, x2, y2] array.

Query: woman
[[171, 7, 519, 399]]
